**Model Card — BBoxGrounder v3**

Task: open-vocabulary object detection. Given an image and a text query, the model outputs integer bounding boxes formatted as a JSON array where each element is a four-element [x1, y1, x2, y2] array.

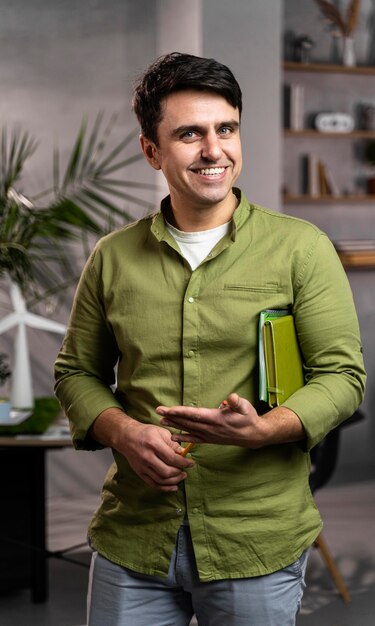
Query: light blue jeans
[[87, 523, 309, 626]]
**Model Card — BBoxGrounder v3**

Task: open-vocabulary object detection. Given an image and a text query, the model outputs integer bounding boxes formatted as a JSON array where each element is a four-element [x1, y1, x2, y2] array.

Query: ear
[[140, 135, 161, 170]]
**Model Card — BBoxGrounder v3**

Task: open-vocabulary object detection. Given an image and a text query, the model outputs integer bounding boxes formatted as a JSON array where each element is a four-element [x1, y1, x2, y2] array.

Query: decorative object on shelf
[[361, 104, 375, 130], [314, 112, 354, 133], [294, 35, 316, 63], [364, 140, 375, 193], [314, 0, 361, 67]]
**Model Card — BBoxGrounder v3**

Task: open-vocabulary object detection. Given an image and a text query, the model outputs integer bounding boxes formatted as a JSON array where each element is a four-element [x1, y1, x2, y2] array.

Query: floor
[[0, 480, 374, 626]]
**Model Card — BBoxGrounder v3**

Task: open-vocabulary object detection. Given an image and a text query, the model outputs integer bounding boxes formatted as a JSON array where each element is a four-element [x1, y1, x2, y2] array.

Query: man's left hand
[[157, 393, 265, 448], [156, 393, 306, 449]]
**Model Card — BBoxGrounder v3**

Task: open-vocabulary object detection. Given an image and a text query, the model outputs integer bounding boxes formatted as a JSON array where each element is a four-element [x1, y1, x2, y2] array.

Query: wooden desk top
[[0, 425, 73, 448]]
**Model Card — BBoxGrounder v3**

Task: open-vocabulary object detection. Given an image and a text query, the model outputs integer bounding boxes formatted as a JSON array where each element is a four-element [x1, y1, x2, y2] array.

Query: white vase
[[342, 37, 356, 67]]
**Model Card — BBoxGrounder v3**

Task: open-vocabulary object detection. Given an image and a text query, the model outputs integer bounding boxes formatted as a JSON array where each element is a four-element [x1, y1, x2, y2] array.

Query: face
[[141, 90, 242, 219]]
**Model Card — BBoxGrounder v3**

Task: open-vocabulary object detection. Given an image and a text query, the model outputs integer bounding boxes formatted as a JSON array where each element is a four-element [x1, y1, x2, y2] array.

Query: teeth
[[196, 167, 225, 176]]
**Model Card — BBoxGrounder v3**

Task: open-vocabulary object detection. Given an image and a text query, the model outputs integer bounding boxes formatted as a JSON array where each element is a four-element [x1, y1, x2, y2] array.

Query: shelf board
[[283, 194, 375, 204], [283, 61, 375, 75], [284, 129, 375, 138], [338, 252, 375, 269]]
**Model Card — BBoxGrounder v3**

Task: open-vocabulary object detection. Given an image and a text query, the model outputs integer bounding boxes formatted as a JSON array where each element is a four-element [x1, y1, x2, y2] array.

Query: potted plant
[[0, 353, 11, 421], [0, 115, 154, 298], [0, 116, 156, 415]]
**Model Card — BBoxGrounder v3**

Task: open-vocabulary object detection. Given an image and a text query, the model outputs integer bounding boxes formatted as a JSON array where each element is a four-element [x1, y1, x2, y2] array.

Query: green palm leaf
[[0, 116, 159, 298]]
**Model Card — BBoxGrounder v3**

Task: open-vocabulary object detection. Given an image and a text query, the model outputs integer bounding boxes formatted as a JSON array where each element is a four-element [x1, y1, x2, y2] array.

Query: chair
[[309, 409, 365, 604]]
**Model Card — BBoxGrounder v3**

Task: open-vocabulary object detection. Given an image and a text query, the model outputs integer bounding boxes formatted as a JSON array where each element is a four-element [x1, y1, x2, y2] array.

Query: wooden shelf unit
[[283, 194, 375, 204], [283, 61, 375, 269], [337, 251, 375, 269], [284, 61, 375, 75], [284, 129, 375, 139]]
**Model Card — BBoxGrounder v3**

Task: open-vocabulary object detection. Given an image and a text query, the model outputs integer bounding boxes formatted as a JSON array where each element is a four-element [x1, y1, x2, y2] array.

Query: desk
[[0, 433, 72, 602]]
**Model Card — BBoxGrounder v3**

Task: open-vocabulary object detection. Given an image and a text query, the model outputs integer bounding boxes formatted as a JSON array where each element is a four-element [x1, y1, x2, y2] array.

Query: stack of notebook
[[259, 310, 304, 408]]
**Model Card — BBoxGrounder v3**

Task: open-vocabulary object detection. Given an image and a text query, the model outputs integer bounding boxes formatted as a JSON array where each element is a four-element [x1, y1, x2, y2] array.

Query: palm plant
[[0, 114, 155, 299], [0, 353, 11, 391]]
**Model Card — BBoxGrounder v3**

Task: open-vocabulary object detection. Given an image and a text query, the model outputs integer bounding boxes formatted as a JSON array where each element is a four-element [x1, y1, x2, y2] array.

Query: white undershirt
[[166, 220, 231, 270]]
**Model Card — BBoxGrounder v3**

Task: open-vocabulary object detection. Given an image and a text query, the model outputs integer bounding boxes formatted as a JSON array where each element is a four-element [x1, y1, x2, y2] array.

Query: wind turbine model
[[0, 281, 66, 409]]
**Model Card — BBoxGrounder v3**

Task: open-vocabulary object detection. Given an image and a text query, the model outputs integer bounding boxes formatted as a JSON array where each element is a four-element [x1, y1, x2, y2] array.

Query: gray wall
[[202, 0, 282, 212]]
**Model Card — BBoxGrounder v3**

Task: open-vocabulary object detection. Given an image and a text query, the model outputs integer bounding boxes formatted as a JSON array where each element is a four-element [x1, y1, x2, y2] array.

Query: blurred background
[[0, 1, 374, 624]]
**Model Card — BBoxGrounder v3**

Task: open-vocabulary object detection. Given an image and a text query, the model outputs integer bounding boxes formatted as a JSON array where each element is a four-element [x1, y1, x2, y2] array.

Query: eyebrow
[[171, 120, 240, 138]]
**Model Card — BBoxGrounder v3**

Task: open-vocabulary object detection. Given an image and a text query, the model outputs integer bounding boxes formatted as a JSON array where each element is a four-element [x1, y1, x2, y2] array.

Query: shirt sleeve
[[54, 246, 123, 450], [282, 232, 366, 450]]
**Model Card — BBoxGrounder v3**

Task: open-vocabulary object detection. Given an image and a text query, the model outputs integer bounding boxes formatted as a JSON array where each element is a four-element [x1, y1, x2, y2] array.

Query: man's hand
[[90, 408, 194, 492], [156, 393, 305, 448]]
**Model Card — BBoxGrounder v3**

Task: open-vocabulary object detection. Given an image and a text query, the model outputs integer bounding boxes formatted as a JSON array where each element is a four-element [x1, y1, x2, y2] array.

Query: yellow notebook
[[263, 314, 304, 408]]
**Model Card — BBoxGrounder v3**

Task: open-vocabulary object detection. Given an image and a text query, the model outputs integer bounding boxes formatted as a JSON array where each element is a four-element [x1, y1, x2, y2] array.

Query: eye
[[181, 130, 198, 141], [218, 126, 232, 135]]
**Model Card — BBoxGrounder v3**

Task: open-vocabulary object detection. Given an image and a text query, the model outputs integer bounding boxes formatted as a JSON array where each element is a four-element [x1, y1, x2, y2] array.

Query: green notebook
[[258, 309, 289, 403], [263, 314, 304, 407]]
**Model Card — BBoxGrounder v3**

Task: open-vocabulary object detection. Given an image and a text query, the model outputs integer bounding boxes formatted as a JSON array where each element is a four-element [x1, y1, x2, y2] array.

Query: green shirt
[[54, 189, 366, 580]]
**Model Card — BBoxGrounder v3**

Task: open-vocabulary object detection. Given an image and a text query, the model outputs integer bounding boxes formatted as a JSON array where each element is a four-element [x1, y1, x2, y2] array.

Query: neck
[[167, 191, 239, 232]]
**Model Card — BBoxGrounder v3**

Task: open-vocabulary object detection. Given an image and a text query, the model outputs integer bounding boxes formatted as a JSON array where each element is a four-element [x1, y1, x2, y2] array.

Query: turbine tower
[[0, 281, 66, 409]]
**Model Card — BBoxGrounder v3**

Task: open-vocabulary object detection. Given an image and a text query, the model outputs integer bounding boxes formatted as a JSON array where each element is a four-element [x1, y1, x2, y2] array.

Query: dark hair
[[132, 52, 242, 144]]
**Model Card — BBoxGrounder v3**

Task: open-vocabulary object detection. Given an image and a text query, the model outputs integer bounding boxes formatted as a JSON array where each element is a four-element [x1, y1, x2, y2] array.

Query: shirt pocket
[[223, 282, 281, 294]]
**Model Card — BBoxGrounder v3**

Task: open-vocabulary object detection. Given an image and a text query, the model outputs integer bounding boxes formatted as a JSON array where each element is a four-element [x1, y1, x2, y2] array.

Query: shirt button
[[192, 507, 199, 514], [188, 297, 195, 303], [176, 508, 183, 516], [188, 350, 195, 358]]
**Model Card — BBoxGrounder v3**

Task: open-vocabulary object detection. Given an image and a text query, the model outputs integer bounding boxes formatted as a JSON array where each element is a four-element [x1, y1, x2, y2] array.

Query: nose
[[201, 131, 222, 161]]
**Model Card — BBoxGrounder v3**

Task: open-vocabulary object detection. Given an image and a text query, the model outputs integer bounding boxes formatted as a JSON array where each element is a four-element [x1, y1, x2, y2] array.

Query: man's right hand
[[90, 408, 194, 491]]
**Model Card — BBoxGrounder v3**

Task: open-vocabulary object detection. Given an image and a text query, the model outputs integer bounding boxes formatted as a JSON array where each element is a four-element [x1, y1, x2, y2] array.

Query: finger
[[150, 443, 194, 471], [157, 405, 212, 423], [141, 456, 189, 483], [143, 473, 181, 492], [227, 393, 249, 415]]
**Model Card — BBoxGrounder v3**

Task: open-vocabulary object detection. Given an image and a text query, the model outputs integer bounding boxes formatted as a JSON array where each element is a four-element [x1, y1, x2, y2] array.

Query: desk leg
[[30, 448, 48, 603]]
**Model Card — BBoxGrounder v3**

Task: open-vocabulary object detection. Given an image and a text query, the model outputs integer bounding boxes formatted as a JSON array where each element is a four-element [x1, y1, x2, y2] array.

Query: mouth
[[193, 166, 226, 177]]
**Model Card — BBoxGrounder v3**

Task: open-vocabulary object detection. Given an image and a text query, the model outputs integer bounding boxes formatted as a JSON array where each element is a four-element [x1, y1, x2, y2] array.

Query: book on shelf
[[306, 153, 319, 196], [284, 83, 304, 130], [320, 161, 340, 196], [259, 310, 304, 407], [304, 154, 340, 197]]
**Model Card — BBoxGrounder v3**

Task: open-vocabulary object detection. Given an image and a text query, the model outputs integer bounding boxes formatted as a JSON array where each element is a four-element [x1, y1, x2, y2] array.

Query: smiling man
[[140, 89, 242, 230], [55, 53, 365, 626]]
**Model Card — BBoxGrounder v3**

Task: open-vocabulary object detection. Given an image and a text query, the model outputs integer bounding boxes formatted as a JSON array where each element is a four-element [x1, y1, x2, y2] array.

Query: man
[[55, 52, 366, 625]]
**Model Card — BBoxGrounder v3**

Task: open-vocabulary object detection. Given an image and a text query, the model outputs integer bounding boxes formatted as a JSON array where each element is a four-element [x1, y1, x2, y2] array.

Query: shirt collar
[[151, 188, 250, 244]]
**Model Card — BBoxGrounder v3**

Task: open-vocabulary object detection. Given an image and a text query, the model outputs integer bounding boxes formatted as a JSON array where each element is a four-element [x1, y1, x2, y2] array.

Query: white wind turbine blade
[[11, 323, 34, 409], [0, 312, 19, 334], [24, 312, 66, 334], [3, 280, 67, 409], [9, 281, 27, 313]]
